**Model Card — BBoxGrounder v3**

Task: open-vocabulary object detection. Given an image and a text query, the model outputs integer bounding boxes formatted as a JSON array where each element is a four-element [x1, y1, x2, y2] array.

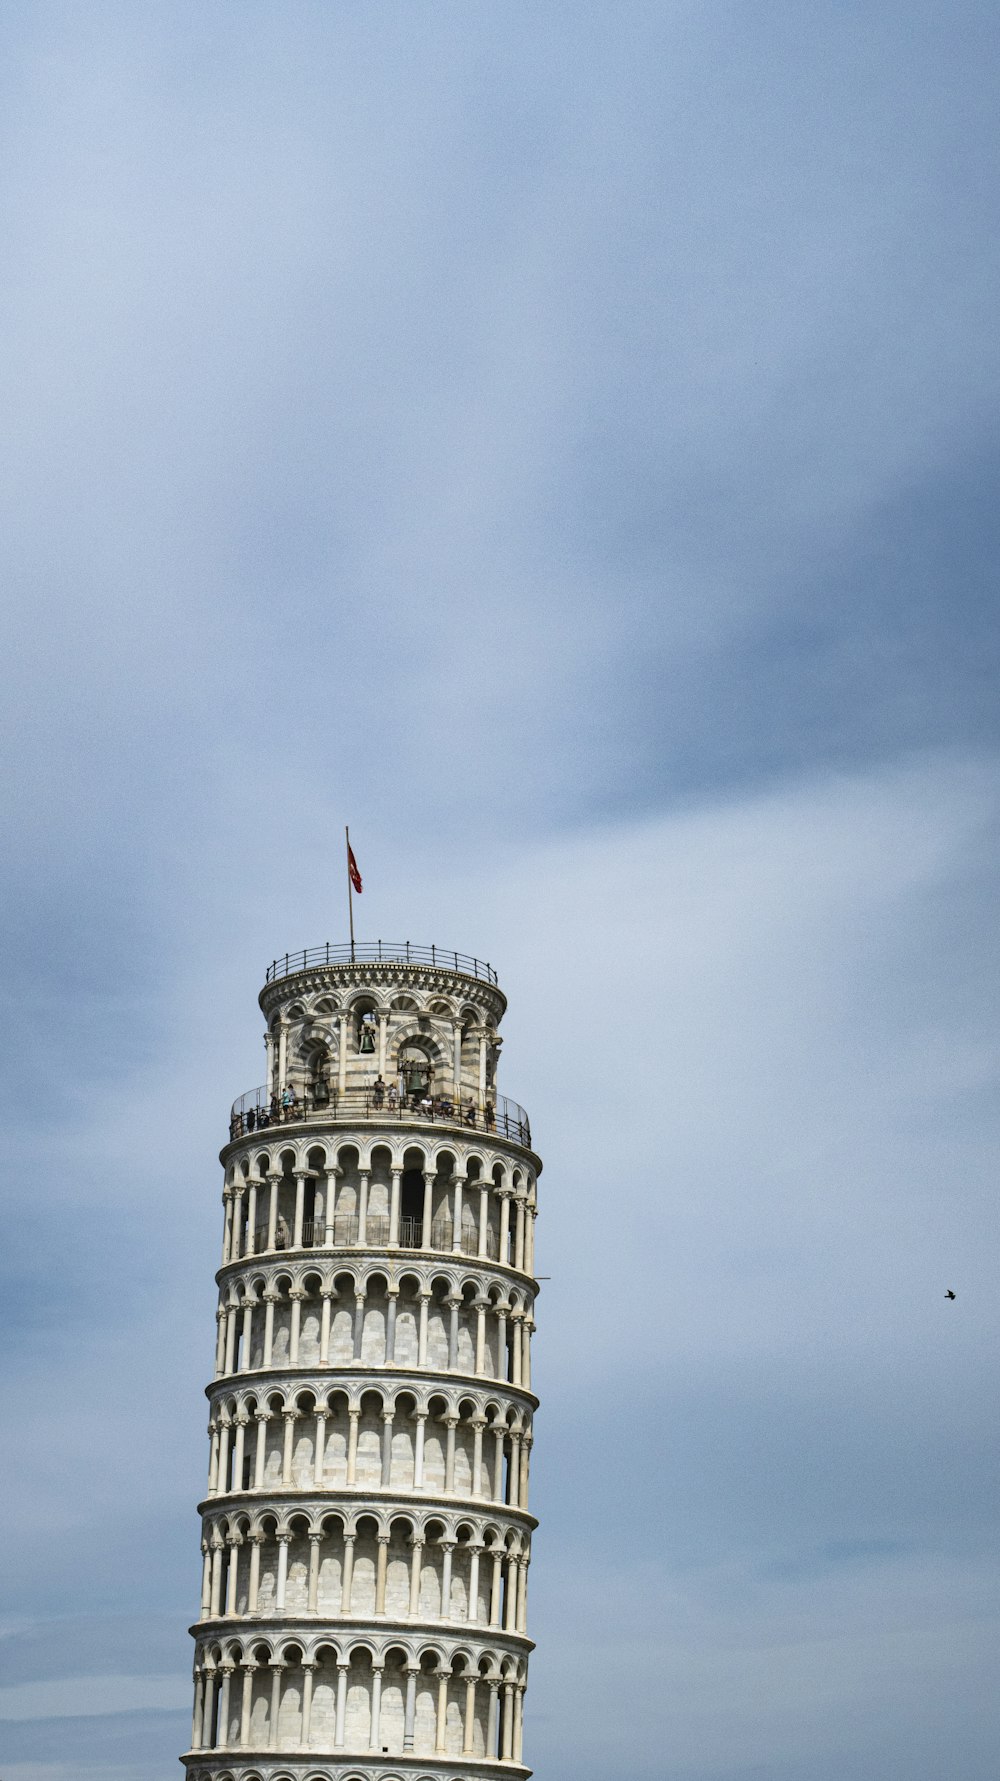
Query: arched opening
[[400, 1167, 424, 1246], [220, 1409, 236, 1492], [334, 1147, 360, 1243], [380, 1645, 408, 1754], [386, 1514, 414, 1617], [308, 1045, 331, 1107], [279, 1641, 304, 1745], [398, 1041, 433, 1105], [306, 1148, 329, 1242], [355, 998, 378, 1054], [345, 1644, 375, 1751], [392, 1390, 418, 1487], [311, 1642, 340, 1746], [414, 1650, 443, 1753], [206, 1658, 221, 1746], [240, 1400, 257, 1492]]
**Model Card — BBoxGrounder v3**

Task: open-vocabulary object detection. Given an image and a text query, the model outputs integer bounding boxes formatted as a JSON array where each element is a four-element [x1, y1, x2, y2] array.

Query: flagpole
[[346, 824, 356, 962]]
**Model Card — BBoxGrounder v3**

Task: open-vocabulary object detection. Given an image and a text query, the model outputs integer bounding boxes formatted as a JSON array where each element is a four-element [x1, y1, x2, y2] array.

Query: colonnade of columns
[[223, 1167, 537, 1277], [213, 1281, 535, 1389], [207, 1399, 532, 1509], [191, 1649, 526, 1763], [200, 1522, 529, 1633]]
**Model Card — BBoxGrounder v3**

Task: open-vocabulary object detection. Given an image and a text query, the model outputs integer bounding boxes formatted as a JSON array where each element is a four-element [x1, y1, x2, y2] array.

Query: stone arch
[[394, 1028, 446, 1095], [366, 1142, 394, 1232], [386, 1388, 417, 1491], [379, 1642, 409, 1754], [383, 1511, 415, 1619]]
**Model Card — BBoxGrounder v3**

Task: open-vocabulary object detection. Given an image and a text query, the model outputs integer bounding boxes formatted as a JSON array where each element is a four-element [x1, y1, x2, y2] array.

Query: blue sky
[[1, 5, 998, 1778]]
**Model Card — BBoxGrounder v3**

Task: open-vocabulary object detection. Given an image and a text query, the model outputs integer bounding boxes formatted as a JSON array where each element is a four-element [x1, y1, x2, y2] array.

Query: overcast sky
[[1, 5, 998, 1780]]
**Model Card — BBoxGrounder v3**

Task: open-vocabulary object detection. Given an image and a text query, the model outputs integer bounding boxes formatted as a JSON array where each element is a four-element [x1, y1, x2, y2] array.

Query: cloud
[[0, 1675, 189, 1722], [4, 749, 998, 1781], [0, 1708, 187, 1768], [3, 1, 1000, 872], [2, 6, 999, 1778]]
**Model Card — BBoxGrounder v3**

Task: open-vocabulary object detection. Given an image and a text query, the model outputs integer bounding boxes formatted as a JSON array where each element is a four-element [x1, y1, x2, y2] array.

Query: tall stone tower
[[183, 940, 540, 1780]]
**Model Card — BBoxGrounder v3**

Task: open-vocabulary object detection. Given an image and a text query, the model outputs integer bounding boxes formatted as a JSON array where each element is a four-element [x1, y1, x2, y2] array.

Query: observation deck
[[264, 941, 499, 986], [229, 1083, 531, 1149]]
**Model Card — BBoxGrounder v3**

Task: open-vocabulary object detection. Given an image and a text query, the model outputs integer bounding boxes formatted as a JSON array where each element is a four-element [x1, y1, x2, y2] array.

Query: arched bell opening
[[354, 997, 379, 1055], [398, 1040, 434, 1106]]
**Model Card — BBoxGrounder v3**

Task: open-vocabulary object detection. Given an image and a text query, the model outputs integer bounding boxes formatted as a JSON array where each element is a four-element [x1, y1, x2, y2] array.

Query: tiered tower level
[[184, 943, 540, 1781]]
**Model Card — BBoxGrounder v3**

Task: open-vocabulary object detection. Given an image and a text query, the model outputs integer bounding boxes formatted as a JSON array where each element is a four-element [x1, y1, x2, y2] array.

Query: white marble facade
[[183, 945, 540, 1781]]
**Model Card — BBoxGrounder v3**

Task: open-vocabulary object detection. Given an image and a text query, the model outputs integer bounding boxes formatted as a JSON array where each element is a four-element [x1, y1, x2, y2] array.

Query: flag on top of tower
[[348, 843, 363, 894]]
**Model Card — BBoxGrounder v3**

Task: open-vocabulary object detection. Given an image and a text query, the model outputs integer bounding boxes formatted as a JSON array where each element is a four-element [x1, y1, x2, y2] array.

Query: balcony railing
[[247, 1214, 500, 1260], [229, 1083, 531, 1149], [264, 941, 498, 986]]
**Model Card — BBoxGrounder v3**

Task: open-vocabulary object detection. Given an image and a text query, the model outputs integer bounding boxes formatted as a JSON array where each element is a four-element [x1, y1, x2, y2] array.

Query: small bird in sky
[[945, 1290, 956, 1300]]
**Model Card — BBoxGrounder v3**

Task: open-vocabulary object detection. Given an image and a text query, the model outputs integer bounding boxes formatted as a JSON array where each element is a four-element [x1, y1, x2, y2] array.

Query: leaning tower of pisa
[[183, 940, 539, 1781]]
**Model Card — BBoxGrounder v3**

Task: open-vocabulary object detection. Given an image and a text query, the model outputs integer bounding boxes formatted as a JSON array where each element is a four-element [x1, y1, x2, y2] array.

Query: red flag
[[348, 844, 363, 894]]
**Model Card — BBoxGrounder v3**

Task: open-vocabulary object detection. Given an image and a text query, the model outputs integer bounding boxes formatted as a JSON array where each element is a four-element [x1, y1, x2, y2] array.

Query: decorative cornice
[[220, 1117, 539, 1173], [204, 1363, 538, 1412], [259, 960, 507, 1025], [198, 1487, 539, 1533], [181, 1754, 531, 1778], [214, 1249, 539, 1296]]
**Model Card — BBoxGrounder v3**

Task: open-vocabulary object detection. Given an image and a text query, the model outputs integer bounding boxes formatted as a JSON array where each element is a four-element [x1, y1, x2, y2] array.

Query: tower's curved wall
[[182, 948, 540, 1780]]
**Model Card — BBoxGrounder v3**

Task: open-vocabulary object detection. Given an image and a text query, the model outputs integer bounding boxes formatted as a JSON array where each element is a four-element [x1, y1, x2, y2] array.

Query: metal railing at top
[[229, 1083, 531, 1150], [245, 1214, 500, 1261], [264, 942, 498, 986]]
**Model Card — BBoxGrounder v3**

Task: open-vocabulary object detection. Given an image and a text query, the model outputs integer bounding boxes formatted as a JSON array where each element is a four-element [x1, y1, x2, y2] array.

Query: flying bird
[[945, 1290, 956, 1300]]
